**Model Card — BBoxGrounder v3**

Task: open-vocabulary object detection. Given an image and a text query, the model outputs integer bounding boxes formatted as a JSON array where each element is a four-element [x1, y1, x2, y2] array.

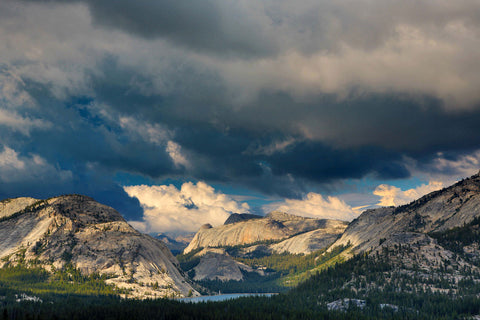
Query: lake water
[[179, 293, 277, 303]]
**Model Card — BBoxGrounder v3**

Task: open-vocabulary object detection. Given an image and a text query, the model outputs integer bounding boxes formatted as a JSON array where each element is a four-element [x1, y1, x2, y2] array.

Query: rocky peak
[[47, 195, 125, 225], [224, 213, 263, 225], [0, 195, 197, 299], [267, 211, 305, 221]]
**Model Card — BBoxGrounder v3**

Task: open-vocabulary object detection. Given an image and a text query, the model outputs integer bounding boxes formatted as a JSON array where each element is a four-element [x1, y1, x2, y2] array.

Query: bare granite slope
[[184, 211, 340, 254], [0, 197, 38, 220], [270, 219, 348, 254], [192, 248, 263, 281], [331, 171, 480, 254], [0, 195, 197, 298]]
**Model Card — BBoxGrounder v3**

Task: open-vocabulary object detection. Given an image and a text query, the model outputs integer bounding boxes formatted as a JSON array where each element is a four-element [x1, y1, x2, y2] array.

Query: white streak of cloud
[[247, 137, 296, 156], [124, 181, 250, 233], [119, 116, 171, 145], [166, 141, 189, 168], [0, 109, 50, 135]]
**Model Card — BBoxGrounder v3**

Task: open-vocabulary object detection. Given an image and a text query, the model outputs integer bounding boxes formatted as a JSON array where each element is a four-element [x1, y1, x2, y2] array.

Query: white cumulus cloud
[[373, 181, 444, 207], [124, 181, 250, 233], [264, 192, 360, 221]]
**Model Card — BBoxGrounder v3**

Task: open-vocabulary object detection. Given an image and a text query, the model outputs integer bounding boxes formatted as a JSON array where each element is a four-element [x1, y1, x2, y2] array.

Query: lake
[[179, 293, 277, 303]]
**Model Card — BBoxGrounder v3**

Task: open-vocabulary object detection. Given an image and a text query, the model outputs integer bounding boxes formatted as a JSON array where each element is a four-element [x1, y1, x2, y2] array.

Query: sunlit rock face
[[331, 172, 480, 254], [184, 211, 347, 254], [0, 195, 198, 299], [270, 219, 348, 255]]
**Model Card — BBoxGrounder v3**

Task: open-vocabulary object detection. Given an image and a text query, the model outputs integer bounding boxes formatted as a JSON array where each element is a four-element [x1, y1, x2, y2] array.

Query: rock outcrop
[[331, 171, 480, 254], [192, 248, 262, 281], [184, 211, 336, 254], [0, 195, 198, 298]]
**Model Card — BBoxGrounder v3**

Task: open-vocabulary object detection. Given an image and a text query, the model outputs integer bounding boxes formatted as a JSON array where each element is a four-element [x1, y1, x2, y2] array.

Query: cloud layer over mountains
[[1, 0, 480, 227]]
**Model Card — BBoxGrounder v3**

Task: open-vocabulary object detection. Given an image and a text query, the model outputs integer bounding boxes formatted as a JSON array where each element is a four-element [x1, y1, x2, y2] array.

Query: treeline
[[4, 242, 480, 318], [0, 264, 122, 297]]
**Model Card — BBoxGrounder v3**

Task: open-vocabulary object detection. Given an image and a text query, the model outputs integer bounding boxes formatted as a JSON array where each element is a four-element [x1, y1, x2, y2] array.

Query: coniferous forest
[[3, 243, 480, 320]]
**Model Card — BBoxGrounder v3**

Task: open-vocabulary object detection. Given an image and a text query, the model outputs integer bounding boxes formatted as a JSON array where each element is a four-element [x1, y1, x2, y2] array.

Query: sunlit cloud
[[373, 181, 444, 207], [124, 181, 250, 233], [264, 192, 360, 222]]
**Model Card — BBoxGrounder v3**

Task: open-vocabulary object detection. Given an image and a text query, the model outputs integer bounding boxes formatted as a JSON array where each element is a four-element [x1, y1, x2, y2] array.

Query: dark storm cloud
[[0, 68, 177, 219], [24, 86, 178, 178], [4, 47, 480, 202], [62, 58, 480, 197], [2, 0, 480, 215], [0, 146, 144, 220], [21, 0, 277, 57]]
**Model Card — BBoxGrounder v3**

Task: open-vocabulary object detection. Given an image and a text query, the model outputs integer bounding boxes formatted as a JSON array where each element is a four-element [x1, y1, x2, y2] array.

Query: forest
[[2, 243, 480, 319]]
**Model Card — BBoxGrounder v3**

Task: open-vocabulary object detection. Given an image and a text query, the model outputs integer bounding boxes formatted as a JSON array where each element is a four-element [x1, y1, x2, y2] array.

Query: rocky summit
[[0, 195, 197, 299], [224, 213, 263, 225]]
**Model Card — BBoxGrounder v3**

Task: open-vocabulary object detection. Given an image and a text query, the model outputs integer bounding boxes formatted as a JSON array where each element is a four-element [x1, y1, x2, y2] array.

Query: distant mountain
[[178, 212, 348, 284], [0, 195, 197, 298], [224, 213, 263, 225], [156, 233, 194, 255], [184, 211, 347, 254]]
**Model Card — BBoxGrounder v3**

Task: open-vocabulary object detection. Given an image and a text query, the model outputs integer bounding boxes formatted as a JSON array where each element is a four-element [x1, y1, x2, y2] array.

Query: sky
[[1, 0, 480, 234]]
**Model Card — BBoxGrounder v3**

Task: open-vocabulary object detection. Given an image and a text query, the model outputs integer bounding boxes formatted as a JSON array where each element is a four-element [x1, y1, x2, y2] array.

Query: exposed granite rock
[[192, 248, 262, 281], [0, 195, 198, 299], [372, 232, 472, 271], [0, 197, 38, 220], [270, 219, 348, 254], [327, 298, 366, 311], [331, 171, 480, 254], [224, 213, 263, 225], [184, 211, 334, 254]]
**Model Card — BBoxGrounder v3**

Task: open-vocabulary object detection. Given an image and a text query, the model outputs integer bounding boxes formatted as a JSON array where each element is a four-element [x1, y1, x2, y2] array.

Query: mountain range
[[2, 171, 480, 309], [177, 170, 480, 291]]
